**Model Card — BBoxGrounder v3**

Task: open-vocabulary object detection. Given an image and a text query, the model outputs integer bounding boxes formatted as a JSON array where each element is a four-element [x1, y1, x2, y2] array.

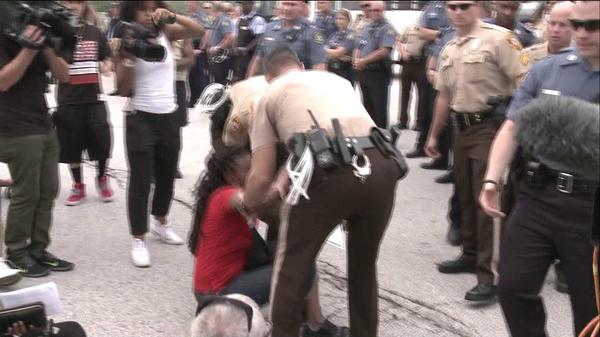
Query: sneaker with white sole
[[131, 239, 151, 267], [151, 220, 184, 245], [0, 259, 22, 286]]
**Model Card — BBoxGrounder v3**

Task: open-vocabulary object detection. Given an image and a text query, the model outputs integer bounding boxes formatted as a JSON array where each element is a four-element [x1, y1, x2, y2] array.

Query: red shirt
[[194, 186, 252, 293]]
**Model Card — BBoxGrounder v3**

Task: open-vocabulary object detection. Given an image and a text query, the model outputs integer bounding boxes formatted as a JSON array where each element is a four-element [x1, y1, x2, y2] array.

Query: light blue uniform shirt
[[507, 49, 600, 120], [419, 0, 449, 56], [356, 20, 396, 58], [258, 19, 326, 69], [209, 15, 234, 47], [313, 12, 337, 40]]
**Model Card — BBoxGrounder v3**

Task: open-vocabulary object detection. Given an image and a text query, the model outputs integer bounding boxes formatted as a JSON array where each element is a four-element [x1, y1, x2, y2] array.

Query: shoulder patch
[[519, 52, 529, 66], [314, 31, 325, 44], [505, 32, 523, 51]]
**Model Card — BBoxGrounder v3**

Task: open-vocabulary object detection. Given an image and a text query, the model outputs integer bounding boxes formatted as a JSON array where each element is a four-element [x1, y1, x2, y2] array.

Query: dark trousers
[[448, 187, 462, 226], [269, 149, 399, 337], [209, 58, 233, 85], [189, 54, 209, 107], [125, 111, 180, 236], [453, 120, 498, 285], [0, 131, 59, 259], [399, 60, 425, 127], [358, 70, 391, 129], [499, 181, 596, 337], [416, 84, 450, 166]]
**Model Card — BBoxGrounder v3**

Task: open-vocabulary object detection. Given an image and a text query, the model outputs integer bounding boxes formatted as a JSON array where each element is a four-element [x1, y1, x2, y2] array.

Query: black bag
[[0, 302, 48, 336], [245, 229, 273, 270]]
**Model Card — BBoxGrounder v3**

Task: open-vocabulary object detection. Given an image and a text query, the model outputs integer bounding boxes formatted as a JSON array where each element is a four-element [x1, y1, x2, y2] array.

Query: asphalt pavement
[[0, 75, 573, 337]]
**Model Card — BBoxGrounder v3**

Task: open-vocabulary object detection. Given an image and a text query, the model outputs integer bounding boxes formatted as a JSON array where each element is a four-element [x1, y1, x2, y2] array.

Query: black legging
[[125, 111, 180, 236]]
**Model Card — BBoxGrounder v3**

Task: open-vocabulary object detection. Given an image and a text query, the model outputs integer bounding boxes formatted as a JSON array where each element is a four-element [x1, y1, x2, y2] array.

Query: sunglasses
[[569, 19, 600, 32], [447, 3, 473, 11]]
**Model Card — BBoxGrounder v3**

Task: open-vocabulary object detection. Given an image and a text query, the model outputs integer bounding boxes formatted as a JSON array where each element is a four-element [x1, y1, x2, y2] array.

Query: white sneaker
[[0, 259, 22, 286], [131, 239, 151, 267], [151, 220, 184, 245]]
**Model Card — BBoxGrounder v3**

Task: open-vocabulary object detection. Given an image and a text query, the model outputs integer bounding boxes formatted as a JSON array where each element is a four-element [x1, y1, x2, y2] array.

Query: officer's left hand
[[353, 58, 366, 70], [479, 183, 506, 218], [425, 137, 440, 159]]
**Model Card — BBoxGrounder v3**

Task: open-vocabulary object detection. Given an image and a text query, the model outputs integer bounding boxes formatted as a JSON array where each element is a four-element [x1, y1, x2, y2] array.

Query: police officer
[[519, 1, 576, 295], [207, 2, 235, 84], [324, 9, 355, 84], [232, 1, 265, 82], [396, 24, 426, 130], [523, 1, 574, 67], [188, 1, 214, 106], [246, 0, 326, 78], [353, 0, 396, 129], [352, 1, 371, 37], [425, 1, 528, 302], [480, 0, 600, 335], [313, 1, 337, 40], [406, 0, 449, 162], [242, 45, 400, 337], [487, 1, 537, 48]]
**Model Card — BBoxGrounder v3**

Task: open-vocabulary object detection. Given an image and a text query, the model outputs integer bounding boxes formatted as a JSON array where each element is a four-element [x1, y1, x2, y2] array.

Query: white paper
[[0, 282, 62, 315], [326, 225, 347, 251]]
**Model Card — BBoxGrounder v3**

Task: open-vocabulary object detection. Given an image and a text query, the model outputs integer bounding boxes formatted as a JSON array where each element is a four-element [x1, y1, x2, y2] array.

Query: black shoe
[[397, 123, 408, 130], [406, 148, 427, 158], [435, 171, 455, 184], [420, 160, 447, 170], [446, 224, 461, 246], [465, 283, 497, 301], [32, 251, 74, 272], [175, 169, 183, 179], [7, 256, 50, 278], [437, 255, 475, 274], [301, 320, 349, 337], [555, 264, 568, 294]]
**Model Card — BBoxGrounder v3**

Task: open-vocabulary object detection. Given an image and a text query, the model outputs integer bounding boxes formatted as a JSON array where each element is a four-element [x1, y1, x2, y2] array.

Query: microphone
[[515, 95, 599, 181]]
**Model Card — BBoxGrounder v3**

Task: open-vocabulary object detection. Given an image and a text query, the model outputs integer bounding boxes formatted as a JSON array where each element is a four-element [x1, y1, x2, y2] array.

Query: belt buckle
[[557, 172, 574, 194]]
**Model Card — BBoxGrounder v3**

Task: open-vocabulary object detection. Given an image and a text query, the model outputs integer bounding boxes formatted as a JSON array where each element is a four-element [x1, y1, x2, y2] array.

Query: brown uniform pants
[[269, 149, 399, 337], [453, 120, 498, 285]]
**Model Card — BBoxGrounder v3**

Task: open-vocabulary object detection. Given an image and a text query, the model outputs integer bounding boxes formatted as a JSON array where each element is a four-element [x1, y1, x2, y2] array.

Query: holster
[[370, 126, 409, 180]]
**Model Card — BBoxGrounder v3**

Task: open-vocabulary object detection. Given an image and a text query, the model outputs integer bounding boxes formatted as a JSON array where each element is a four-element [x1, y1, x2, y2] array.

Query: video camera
[[0, 1, 81, 51], [113, 21, 166, 62]]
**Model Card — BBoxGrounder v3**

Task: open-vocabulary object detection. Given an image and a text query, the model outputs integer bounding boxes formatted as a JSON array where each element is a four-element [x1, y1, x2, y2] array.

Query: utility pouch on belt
[[486, 96, 512, 122], [288, 133, 307, 167], [370, 127, 409, 180]]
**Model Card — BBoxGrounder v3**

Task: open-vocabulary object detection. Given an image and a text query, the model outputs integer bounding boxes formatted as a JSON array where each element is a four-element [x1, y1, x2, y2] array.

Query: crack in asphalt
[[96, 162, 476, 336], [317, 260, 477, 337]]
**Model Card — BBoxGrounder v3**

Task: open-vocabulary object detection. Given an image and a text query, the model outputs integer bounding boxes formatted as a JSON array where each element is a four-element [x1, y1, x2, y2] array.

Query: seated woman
[[189, 147, 348, 337]]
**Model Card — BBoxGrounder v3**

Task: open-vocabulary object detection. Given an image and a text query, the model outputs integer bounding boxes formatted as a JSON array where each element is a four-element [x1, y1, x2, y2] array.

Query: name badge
[[541, 89, 561, 96]]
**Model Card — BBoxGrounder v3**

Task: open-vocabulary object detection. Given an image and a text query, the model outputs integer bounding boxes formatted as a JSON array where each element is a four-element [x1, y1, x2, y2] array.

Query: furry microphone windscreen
[[515, 95, 599, 181]]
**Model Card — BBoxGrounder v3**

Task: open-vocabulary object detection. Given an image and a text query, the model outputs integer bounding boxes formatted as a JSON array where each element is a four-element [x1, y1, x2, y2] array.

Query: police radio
[[306, 110, 337, 170]]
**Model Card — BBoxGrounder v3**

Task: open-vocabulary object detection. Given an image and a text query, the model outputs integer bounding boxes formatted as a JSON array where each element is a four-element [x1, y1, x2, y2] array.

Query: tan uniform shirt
[[352, 16, 371, 37], [250, 71, 375, 151], [223, 75, 269, 147], [435, 21, 529, 113], [523, 41, 549, 68], [171, 40, 189, 82], [400, 25, 426, 58]]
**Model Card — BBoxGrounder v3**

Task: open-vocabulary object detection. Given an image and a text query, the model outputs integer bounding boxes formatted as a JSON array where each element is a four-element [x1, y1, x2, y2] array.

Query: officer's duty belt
[[524, 161, 597, 194], [451, 109, 494, 130]]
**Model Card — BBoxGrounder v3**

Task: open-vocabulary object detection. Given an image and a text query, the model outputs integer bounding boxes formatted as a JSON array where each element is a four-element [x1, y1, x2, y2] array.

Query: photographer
[[114, 1, 204, 268], [0, 13, 72, 278], [55, 1, 114, 207]]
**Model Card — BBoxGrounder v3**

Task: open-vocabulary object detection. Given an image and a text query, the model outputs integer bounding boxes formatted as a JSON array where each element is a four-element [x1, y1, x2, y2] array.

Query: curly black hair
[[188, 146, 250, 255], [209, 97, 233, 151]]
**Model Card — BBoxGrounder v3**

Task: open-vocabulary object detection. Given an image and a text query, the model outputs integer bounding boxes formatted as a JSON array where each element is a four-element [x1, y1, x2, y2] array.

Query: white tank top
[[131, 33, 177, 114]]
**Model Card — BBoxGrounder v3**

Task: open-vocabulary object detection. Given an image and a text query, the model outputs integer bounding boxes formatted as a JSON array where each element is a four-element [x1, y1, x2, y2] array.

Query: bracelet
[[482, 179, 499, 190]]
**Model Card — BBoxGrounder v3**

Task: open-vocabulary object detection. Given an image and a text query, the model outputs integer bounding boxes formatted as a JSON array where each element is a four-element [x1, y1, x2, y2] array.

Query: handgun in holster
[[486, 96, 512, 123], [370, 126, 409, 180]]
